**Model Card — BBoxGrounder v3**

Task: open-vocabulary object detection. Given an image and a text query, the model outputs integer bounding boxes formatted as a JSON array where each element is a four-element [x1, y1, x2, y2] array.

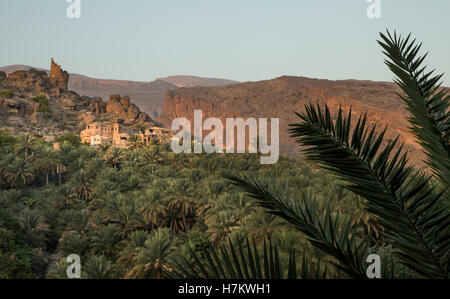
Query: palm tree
[[131, 228, 177, 279], [14, 134, 38, 160], [97, 142, 111, 155], [141, 190, 164, 229], [17, 208, 49, 249], [162, 180, 197, 232], [117, 231, 149, 272], [104, 194, 144, 234], [0, 154, 15, 188], [33, 146, 59, 185], [103, 147, 125, 169], [83, 255, 118, 279], [175, 31, 450, 279], [141, 146, 164, 165], [5, 158, 34, 188], [134, 123, 148, 134], [14, 134, 36, 160], [90, 224, 122, 257], [166, 152, 185, 171], [127, 134, 144, 152], [245, 213, 284, 242], [167, 237, 327, 279], [228, 193, 256, 223], [205, 210, 240, 244], [69, 169, 93, 201]]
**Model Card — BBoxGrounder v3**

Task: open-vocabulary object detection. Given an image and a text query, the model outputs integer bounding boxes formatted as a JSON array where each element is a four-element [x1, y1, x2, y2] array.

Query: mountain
[[161, 75, 449, 167], [0, 65, 239, 117], [157, 75, 238, 88]]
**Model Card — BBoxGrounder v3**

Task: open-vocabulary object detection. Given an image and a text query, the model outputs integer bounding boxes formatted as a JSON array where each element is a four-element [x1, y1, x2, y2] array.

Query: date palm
[[5, 158, 34, 188], [205, 210, 240, 244], [141, 190, 164, 229], [97, 142, 111, 154], [245, 213, 284, 242], [33, 146, 59, 185], [131, 228, 177, 279], [90, 224, 122, 257], [117, 231, 149, 272], [127, 134, 144, 152], [105, 194, 144, 234], [17, 208, 49, 249], [103, 147, 125, 169], [83, 255, 119, 279], [14, 134, 38, 160], [162, 180, 197, 232], [69, 169, 93, 201], [168, 237, 327, 279], [141, 146, 164, 165], [133, 123, 148, 134], [175, 31, 450, 279]]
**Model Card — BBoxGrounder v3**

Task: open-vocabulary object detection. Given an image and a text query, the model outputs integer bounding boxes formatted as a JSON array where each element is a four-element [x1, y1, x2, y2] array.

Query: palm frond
[[226, 175, 370, 279], [166, 237, 327, 279], [289, 103, 449, 278], [378, 30, 450, 195]]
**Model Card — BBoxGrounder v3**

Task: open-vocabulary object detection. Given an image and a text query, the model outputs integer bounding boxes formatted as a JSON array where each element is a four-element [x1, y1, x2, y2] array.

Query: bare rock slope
[[161, 76, 449, 166]]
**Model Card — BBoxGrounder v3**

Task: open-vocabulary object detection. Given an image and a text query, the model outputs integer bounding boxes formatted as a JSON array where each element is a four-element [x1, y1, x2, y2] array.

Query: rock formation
[[0, 71, 6, 82], [1, 69, 53, 93], [0, 59, 156, 136], [106, 94, 151, 124], [49, 58, 69, 90]]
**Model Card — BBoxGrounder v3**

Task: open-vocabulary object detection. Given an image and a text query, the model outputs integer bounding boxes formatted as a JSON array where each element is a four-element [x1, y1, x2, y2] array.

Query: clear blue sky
[[1, 0, 449, 85]]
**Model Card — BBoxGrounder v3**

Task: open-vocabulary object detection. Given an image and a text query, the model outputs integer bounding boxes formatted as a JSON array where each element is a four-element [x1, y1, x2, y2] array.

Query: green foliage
[[0, 130, 15, 147], [175, 30, 449, 280], [55, 133, 81, 147], [168, 237, 327, 279], [2, 30, 446, 279], [378, 31, 450, 197], [0, 89, 14, 98], [31, 94, 50, 113], [0, 135, 345, 279]]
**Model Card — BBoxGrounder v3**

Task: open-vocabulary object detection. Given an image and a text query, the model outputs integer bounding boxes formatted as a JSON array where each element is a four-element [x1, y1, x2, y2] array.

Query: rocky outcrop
[[0, 59, 159, 136], [1, 59, 69, 93], [0, 59, 150, 136], [0, 98, 39, 116], [88, 97, 107, 114], [2, 69, 53, 93], [106, 94, 151, 124], [0, 71, 6, 82], [49, 58, 69, 90]]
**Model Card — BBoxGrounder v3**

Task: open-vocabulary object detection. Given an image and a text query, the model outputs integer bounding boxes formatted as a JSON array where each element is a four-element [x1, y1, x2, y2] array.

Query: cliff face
[[161, 76, 438, 166]]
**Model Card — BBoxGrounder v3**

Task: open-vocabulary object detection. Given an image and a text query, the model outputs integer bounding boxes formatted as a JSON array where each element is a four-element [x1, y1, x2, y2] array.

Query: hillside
[[157, 75, 238, 88], [0, 60, 157, 137], [161, 75, 450, 166]]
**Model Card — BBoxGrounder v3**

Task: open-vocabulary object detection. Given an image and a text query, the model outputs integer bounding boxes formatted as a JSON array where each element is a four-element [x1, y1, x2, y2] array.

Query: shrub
[[0, 130, 15, 147], [31, 95, 50, 113]]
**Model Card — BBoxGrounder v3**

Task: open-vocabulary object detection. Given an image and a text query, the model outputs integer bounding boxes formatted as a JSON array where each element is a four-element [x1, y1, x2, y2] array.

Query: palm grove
[[0, 31, 448, 279]]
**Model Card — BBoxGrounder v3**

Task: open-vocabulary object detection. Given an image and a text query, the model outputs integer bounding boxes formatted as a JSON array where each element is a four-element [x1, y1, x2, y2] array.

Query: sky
[[1, 0, 449, 85]]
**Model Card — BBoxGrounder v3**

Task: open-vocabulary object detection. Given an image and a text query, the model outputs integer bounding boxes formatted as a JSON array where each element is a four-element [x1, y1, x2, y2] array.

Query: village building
[[80, 122, 174, 148]]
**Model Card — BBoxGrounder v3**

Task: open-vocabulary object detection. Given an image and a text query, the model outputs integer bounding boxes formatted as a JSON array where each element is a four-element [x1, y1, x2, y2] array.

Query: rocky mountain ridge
[[0, 60, 156, 138], [160, 75, 450, 166], [0, 65, 239, 117]]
